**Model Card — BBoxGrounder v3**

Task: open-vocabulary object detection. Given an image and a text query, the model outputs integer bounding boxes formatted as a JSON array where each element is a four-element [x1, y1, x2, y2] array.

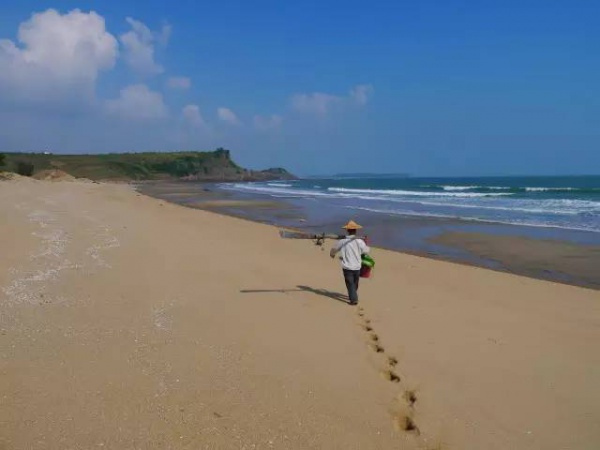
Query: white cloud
[[120, 17, 164, 76], [350, 84, 374, 105], [217, 107, 241, 125], [167, 76, 191, 90], [105, 84, 168, 120], [254, 114, 282, 131], [290, 92, 340, 116], [290, 84, 373, 117], [0, 9, 118, 103], [182, 104, 205, 127]]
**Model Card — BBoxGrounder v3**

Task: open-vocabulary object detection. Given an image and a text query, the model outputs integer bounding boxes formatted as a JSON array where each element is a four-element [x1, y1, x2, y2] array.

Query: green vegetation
[[1, 148, 295, 181], [0, 153, 5, 167], [16, 161, 35, 176]]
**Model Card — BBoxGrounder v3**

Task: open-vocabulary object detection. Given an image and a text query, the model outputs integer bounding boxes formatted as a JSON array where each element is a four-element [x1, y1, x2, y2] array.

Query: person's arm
[[330, 240, 342, 258], [360, 239, 370, 255]]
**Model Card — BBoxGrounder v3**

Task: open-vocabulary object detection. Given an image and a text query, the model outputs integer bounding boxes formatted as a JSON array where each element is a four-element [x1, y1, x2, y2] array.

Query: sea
[[220, 175, 600, 234]]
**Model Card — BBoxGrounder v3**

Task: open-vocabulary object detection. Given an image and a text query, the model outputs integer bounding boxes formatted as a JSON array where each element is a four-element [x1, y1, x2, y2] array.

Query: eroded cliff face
[[181, 167, 297, 182]]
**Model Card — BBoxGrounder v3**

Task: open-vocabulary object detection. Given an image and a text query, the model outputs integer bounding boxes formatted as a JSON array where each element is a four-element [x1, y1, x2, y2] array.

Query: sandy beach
[[1, 178, 599, 450]]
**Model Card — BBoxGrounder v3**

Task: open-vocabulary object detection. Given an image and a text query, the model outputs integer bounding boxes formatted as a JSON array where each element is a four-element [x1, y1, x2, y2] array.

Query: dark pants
[[343, 269, 360, 304]]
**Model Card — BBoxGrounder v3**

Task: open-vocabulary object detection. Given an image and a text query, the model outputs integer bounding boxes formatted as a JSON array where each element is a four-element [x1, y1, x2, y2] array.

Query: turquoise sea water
[[222, 175, 600, 233]]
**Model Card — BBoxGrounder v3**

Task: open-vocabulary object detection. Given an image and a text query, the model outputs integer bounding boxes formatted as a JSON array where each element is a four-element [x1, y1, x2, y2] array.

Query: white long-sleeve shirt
[[331, 236, 370, 271]]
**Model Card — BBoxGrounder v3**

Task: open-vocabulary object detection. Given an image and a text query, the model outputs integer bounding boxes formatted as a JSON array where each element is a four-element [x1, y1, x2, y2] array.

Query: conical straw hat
[[342, 220, 363, 230]]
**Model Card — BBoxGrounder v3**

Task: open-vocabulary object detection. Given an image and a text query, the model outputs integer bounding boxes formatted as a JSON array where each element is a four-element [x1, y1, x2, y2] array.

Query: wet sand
[[432, 232, 600, 289]]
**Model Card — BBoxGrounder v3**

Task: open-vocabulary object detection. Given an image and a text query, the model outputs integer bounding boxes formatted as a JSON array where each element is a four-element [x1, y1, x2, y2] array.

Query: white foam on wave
[[267, 183, 292, 187], [431, 185, 596, 193], [525, 187, 577, 192], [221, 182, 599, 232], [328, 187, 513, 198], [413, 198, 600, 216], [224, 183, 330, 197], [440, 185, 512, 191], [223, 183, 599, 214], [346, 206, 600, 233], [226, 183, 512, 199], [441, 185, 479, 191]]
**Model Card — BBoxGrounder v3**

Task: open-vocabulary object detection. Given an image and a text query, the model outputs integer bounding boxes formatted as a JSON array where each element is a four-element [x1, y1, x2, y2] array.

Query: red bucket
[[360, 265, 372, 278]]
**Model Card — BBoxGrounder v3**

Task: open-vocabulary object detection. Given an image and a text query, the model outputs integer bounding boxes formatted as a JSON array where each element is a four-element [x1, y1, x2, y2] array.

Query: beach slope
[[1, 179, 598, 449]]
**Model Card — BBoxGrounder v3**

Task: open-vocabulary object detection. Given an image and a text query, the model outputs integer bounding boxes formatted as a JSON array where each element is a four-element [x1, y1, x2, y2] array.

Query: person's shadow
[[240, 285, 349, 304]]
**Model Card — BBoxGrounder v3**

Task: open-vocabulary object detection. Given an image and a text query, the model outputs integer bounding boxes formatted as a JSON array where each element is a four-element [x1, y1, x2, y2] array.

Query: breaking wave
[[327, 187, 513, 198], [221, 177, 600, 233]]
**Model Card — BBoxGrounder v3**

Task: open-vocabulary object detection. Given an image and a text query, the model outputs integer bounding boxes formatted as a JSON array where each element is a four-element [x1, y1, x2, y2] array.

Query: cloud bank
[[291, 85, 374, 117], [119, 17, 169, 76], [217, 107, 241, 125], [0, 9, 118, 105], [105, 84, 168, 120]]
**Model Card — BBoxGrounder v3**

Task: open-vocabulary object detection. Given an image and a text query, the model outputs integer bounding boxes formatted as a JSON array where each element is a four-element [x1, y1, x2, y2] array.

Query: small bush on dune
[[0, 153, 5, 167], [16, 161, 35, 177]]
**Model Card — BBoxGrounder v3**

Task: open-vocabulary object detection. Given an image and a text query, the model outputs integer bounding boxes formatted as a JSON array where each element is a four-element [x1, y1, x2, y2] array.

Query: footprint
[[382, 369, 401, 383], [402, 390, 417, 407], [393, 413, 420, 435], [352, 306, 423, 440], [370, 343, 385, 353]]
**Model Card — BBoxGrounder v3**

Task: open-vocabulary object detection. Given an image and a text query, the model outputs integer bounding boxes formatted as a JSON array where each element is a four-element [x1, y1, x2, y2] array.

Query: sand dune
[[1, 179, 599, 449]]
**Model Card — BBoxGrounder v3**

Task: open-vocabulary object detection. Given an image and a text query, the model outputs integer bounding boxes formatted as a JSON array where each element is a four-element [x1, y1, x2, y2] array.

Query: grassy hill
[[0, 149, 295, 182]]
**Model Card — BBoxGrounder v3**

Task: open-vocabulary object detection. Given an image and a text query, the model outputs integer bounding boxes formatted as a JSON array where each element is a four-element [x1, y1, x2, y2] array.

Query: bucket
[[360, 253, 375, 278], [360, 265, 372, 278]]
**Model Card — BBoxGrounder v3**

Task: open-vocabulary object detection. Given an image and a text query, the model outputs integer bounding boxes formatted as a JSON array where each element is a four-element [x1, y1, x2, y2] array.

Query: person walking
[[330, 220, 370, 305]]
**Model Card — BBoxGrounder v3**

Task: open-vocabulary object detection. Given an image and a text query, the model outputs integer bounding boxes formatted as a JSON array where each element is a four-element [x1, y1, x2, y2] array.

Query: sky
[[0, 1, 598, 176]]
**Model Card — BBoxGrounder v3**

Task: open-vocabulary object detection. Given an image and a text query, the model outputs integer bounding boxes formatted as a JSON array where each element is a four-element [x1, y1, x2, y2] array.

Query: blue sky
[[0, 1, 598, 176]]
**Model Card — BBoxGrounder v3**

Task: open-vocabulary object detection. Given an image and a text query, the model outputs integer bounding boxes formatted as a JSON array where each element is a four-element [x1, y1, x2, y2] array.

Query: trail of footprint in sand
[[354, 306, 427, 442]]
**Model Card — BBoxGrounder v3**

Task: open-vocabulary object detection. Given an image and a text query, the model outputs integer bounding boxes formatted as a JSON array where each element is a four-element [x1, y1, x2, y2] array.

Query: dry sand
[[1, 178, 599, 450], [31, 170, 76, 182]]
